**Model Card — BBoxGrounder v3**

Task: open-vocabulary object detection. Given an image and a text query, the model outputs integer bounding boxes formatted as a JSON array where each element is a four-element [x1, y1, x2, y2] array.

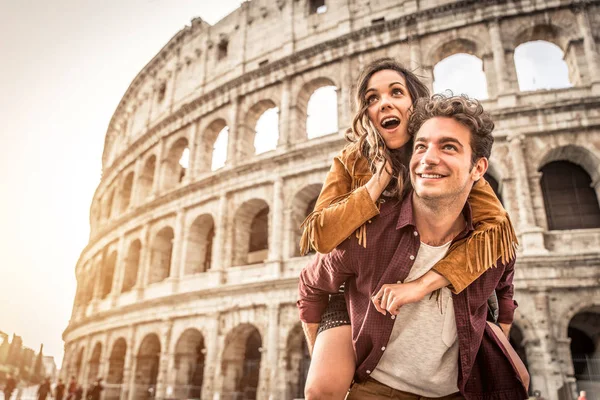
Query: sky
[[0, 0, 569, 370]]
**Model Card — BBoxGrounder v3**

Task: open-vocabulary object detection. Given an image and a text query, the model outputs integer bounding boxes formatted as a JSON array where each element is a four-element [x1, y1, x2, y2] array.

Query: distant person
[[578, 391, 587, 400], [4, 374, 16, 400], [73, 386, 83, 400], [54, 380, 65, 400], [87, 379, 103, 400], [66, 377, 77, 400], [37, 378, 52, 400]]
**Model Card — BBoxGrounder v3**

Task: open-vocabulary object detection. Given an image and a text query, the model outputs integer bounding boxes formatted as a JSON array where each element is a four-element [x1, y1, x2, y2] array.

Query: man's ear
[[471, 157, 488, 181]]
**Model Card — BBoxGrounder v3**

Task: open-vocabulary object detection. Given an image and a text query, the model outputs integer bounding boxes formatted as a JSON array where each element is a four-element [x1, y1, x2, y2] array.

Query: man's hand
[[372, 280, 427, 315], [302, 322, 320, 356], [499, 322, 511, 338]]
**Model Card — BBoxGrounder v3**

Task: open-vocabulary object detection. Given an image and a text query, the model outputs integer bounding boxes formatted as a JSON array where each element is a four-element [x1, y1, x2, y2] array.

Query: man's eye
[[443, 145, 457, 151], [414, 144, 426, 151]]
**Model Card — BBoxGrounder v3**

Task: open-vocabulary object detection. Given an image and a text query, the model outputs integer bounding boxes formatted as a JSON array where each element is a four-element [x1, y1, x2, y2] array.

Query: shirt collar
[[396, 191, 475, 238]]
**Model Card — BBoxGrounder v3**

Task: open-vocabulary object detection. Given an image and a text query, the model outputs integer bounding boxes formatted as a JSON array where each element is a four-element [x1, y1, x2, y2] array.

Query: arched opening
[[87, 343, 102, 383], [484, 172, 503, 205], [290, 184, 323, 257], [212, 127, 228, 171], [119, 172, 135, 214], [233, 200, 270, 266], [122, 240, 141, 292], [138, 155, 156, 201], [221, 325, 262, 400], [101, 251, 117, 299], [509, 325, 529, 381], [514, 41, 572, 92], [285, 324, 311, 399], [105, 338, 127, 400], [173, 329, 205, 399], [307, 86, 339, 139], [540, 161, 600, 230], [104, 189, 116, 221], [200, 119, 228, 173], [133, 334, 161, 400], [568, 307, 600, 395], [185, 214, 215, 274], [161, 138, 189, 192], [253, 107, 279, 154], [433, 53, 489, 99], [148, 227, 174, 284], [75, 347, 84, 381]]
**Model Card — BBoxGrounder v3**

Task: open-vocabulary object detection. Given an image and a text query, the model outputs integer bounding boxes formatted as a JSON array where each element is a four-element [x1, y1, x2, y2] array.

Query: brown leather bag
[[487, 321, 530, 392]]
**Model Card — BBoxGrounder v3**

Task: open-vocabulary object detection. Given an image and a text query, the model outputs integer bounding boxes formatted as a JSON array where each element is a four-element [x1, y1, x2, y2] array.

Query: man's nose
[[421, 146, 440, 165]]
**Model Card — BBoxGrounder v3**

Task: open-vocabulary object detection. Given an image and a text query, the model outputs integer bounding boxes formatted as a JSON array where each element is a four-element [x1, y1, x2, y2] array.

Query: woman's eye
[[392, 88, 403, 96], [366, 95, 378, 104]]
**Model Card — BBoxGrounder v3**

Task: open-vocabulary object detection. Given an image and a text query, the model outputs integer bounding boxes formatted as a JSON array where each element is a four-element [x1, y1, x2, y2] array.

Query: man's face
[[410, 117, 487, 202]]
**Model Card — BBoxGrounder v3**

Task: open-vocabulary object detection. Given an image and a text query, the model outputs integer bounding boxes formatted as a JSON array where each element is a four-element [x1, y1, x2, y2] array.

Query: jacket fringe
[[466, 214, 519, 273]]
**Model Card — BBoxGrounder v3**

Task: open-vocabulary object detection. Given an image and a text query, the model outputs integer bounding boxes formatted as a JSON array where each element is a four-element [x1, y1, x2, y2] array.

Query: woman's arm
[[432, 177, 518, 293], [300, 147, 392, 254]]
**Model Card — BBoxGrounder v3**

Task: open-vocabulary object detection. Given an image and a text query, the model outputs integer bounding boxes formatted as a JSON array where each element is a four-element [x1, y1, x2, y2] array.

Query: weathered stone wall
[[64, 1, 600, 399]]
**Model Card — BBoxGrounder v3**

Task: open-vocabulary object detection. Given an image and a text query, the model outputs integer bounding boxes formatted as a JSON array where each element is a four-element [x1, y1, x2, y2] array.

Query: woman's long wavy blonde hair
[[345, 58, 430, 198]]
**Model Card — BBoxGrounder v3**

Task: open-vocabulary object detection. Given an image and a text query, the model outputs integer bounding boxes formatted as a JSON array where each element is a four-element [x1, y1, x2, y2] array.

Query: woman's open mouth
[[381, 117, 400, 130]]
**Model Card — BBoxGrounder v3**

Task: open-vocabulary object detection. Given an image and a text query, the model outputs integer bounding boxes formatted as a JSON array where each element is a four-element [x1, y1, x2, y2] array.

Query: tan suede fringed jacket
[[300, 142, 518, 293]]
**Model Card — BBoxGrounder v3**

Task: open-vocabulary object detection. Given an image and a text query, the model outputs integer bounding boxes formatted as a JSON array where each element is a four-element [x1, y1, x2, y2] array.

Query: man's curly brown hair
[[407, 94, 495, 166]]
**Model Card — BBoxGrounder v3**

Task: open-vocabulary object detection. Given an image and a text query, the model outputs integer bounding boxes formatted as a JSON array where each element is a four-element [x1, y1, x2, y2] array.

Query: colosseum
[[61, 0, 600, 399]]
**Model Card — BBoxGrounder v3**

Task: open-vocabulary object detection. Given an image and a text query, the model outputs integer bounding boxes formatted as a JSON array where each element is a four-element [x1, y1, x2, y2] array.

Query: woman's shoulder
[[337, 142, 366, 167]]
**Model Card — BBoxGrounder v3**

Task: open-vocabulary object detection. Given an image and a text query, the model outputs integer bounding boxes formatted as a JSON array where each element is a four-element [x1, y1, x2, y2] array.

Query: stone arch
[[103, 189, 116, 221], [160, 137, 189, 192], [185, 214, 215, 274], [122, 239, 141, 292], [295, 77, 339, 141], [87, 342, 102, 383], [514, 41, 572, 91], [118, 172, 135, 214], [243, 99, 279, 155], [510, 21, 584, 86], [538, 146, 600, 230], [563, 304, 600, 392], [133, 334, 161, 400], [81, 263, 94, 304], [138, 155, 156, 202], [101, 250, 117, 299], [173, 328, 206, 399], [221, 324, 262, 400], [148, 226, 174, 284], [232, 199, 270, 266], [108, 337, 127, 384], [484, 165, 504, 205], [429, 38, 490, 99], [284, 323, 310, 400], [198, 119, 228, 173], [289, 183, 323, 257]]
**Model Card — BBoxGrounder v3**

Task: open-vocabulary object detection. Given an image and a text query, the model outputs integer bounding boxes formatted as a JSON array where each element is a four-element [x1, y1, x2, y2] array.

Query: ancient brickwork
[[63, 1, 600, 399]]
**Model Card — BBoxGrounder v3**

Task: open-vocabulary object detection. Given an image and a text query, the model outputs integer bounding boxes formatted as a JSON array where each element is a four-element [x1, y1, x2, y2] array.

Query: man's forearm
[[302, 322, 320, 356]]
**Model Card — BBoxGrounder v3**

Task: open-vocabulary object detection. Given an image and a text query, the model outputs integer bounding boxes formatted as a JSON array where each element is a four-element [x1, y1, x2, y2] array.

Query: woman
[[301, 58, 517, 399]]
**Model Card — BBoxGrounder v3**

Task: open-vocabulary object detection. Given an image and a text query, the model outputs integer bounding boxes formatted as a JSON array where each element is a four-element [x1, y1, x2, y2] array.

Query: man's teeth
[[420, 174, 443, 178]]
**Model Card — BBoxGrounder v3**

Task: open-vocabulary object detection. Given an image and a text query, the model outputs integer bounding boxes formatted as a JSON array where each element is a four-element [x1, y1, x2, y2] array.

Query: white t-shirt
[[370, 240, 459, 397]]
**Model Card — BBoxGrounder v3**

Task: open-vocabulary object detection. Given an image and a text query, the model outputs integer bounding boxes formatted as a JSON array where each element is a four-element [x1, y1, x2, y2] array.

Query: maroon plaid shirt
[[298, 194, 527, 399]]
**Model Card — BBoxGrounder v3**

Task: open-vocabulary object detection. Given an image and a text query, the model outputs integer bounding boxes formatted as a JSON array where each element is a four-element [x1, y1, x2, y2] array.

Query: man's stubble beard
[[412, 176, 474, 214]]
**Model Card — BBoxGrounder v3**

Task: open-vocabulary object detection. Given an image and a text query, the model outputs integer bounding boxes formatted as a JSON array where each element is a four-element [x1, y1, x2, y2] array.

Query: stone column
[[268, 178, 284, 274], [80, 336, 94, 389], [282, 208, 294, 259], [201, 315, 219, 400], [99, 332, 111, 381], [226, 97, 241, 167], [156, 320, 174, 400], [135, 225, 151, 299], [111, 236, 127, 305], [487, 19, 518, 106], [266, 304, 280, 400], [151, 139, 165, 196], [130, 158, 144, 208], [169, 210, 186, 290], [278, 78, 292, 150], [338, 56, 353, 131], [212, 194, 229, 271], [576, 6, 600, 92], [524, 290, 566, 400], [184, 122, 199, 182], [508, 134, 548, 254], [123, 326, 137, 400]]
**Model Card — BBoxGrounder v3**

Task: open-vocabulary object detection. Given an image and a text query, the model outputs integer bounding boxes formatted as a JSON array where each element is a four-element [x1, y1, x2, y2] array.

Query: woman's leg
[[304, 325, 355, 400]]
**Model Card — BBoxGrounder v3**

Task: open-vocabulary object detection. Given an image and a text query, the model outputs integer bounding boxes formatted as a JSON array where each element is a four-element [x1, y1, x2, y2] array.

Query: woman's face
[[365, 69, 413, 149]]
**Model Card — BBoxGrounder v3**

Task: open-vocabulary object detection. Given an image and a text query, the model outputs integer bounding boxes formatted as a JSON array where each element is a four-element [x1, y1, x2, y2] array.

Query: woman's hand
[[371, 280, 427, 316], [365, 157, 393, 203]]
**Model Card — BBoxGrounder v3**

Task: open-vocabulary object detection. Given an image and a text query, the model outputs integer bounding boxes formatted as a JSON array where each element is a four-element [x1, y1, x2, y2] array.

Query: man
[[298, 95, 526, 399], [87, 379, 103, 400], [37, 378, 52, 400], [66, 377, 76, 400], [54, 379, 65, 400]]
